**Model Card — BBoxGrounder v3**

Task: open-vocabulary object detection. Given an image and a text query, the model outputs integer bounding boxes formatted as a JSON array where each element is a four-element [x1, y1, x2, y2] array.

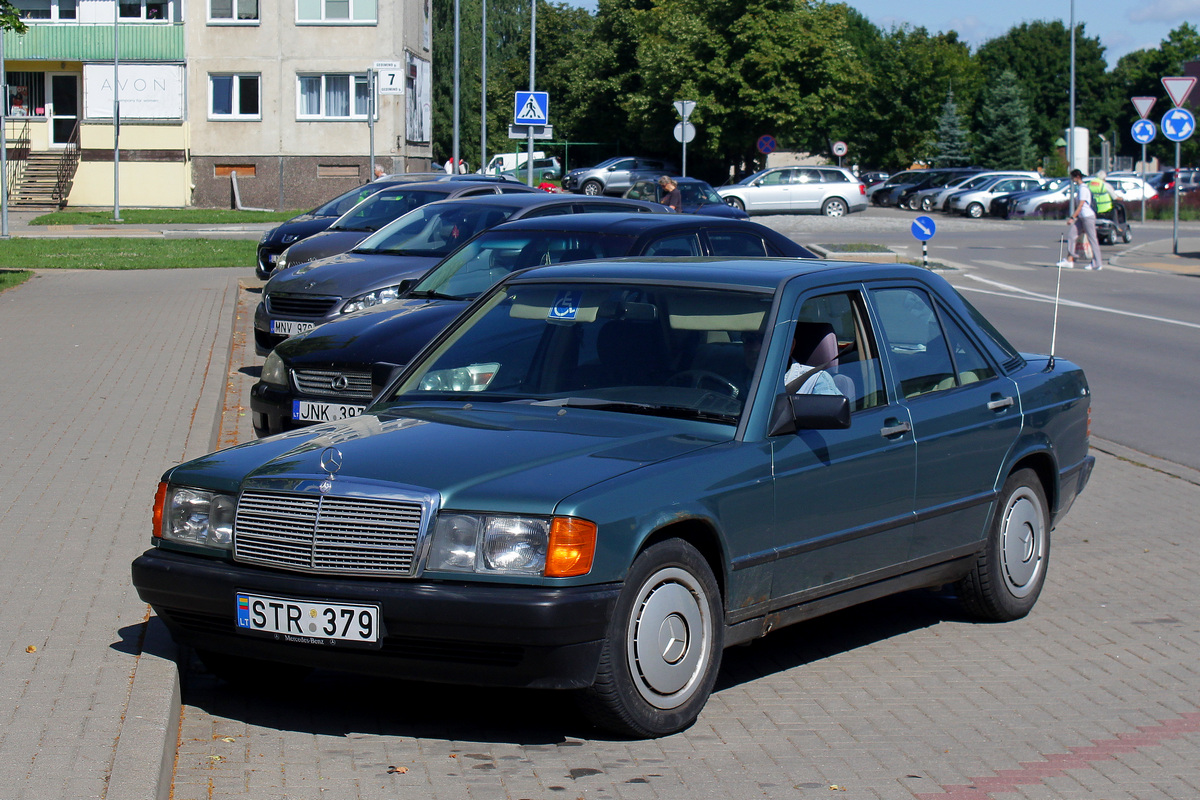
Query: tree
[[1109, 23, 1200, 164], [933, 90, 972, 166], [973, 70, 1036, 169], [975, 21, 1112, 158], [2, 2, 28, 34]]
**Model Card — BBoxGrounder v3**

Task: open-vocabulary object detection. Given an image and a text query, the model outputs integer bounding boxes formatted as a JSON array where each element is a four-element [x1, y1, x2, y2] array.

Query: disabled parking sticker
[[549, 291, 582, 320]]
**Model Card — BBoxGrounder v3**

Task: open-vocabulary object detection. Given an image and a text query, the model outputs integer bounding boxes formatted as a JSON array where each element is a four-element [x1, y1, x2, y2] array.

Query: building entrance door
[[49, 74, 80, 147]]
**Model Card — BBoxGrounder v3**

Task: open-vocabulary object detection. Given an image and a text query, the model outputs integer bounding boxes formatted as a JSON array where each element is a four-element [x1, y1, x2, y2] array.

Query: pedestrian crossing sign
[[514, 91, 549, 125]]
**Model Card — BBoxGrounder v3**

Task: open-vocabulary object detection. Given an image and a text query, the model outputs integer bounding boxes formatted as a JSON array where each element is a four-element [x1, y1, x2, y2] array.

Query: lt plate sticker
[[549, 290, 582, 321]]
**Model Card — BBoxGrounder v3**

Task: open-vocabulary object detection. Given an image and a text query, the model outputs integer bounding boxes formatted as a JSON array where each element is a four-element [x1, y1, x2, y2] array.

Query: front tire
[[966, 202, 984, 219], [725, 196, 745, 212], [581, 180, 603, 196], [956, 468, 1049, 621], [578, 540, 723, 738], [822, 197, 849, 217], [1122, 227, 1132, 244], [921, 196, 935, 211]]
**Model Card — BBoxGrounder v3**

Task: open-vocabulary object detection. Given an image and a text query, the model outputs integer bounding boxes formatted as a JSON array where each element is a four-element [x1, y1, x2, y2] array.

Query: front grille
[[234, 491, 424, 576], [267, 293, 340, 317], [293, 368, 374, 400]]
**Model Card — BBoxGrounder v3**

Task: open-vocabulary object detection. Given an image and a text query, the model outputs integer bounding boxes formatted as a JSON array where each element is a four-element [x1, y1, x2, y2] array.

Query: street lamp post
[[113, 1, 122, 221], [2, 30, 10, 238]]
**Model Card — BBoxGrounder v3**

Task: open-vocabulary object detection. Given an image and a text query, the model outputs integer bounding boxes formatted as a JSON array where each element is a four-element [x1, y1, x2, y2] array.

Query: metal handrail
[[54, 119, 81, 205], [3, 118, 32, 202]]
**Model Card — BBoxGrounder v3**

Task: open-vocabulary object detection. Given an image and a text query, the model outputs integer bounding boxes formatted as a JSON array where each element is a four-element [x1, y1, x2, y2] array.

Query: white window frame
[[117, 0, 174, 22], [295, 0, 377, 25], [296, 73, 372, 121], [14, 0, 78, 21], [209, 74, 262, 120], [208, 0, 259, 24]]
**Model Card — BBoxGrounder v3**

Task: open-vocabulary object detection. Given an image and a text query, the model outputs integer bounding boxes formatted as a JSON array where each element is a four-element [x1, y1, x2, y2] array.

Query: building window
[[210, 74, 261, 119], [119, 0, 172, 21], [296, 0, 376, 23], [297, 74, 370, 119], [5, 72, 47, 117], [209, 0, 258, 22], [14, 0, 76, 20]]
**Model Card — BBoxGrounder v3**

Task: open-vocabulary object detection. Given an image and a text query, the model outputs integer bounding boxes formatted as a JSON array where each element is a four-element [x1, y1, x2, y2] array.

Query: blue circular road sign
[[1131, 119, 1156, 144], [1161, 108, 1195, 142], [757, 135, 777, 155], [911, 215, 937, 241]]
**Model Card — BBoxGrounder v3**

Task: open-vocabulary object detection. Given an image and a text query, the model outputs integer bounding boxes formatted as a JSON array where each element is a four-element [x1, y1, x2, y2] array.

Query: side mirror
[[768, 393, 851, 436], [397, 278, 416, 297], [371, 361, 407, 400]]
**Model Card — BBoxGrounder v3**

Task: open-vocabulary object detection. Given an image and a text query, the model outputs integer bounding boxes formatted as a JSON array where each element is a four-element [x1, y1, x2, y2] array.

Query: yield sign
[[1161, 76, 1196, 108], [1131, 96, 1156, 119]]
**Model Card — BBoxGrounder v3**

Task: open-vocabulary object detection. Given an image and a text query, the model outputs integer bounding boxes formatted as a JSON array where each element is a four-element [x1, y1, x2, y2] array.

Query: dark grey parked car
[[254, 193, 665, 353], [563, 156, 679, 196], [273, 180, 540, 272]]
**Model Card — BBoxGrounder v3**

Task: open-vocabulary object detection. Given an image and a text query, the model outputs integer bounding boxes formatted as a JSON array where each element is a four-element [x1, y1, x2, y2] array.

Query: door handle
[[880, 420, 911, 438], [987, 396, 1015, 411]]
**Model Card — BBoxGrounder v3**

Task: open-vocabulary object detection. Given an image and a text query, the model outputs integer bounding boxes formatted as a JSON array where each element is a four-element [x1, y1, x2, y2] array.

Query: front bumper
[[132, 548, 621, 690], [250, 380, 371, 436]]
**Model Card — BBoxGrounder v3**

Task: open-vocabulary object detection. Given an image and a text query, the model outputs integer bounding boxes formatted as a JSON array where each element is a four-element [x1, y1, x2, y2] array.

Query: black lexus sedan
[[251, 213, 813, 435]]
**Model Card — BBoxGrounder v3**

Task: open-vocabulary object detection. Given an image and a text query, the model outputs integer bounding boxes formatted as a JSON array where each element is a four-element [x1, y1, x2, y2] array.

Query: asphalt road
[[758, 209, 1200, 471]]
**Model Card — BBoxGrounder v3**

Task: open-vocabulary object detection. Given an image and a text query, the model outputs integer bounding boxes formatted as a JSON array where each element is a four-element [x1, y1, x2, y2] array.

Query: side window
[[460, 187, 498, 196], [759, 170, 787, 186], [871, 287, 957, 399], [793, 169, 821, 184], [707, 231, 769, 257], [611, 159, 636, 171], [522, 205, 573, 217], [938, 306, 996, 386], [643, 234, 702, 257], [497, 185, 532, 194], [793, 291, 886, 412]]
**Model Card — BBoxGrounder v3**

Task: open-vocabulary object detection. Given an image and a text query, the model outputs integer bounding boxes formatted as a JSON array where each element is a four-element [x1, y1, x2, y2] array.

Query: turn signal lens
[[545, 517, 596, 577], [152, 481, 168, 538]]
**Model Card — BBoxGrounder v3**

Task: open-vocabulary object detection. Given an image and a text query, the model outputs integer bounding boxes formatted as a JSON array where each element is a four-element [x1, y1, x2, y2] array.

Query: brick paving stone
[[0, 268, 242, 800]]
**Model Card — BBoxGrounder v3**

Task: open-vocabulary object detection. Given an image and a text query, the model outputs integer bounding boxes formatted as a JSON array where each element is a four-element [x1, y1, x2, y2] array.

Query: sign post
[[1161, 77, 1197, 255], [673, 100, 695, 177], [911, 215, 936, 270]]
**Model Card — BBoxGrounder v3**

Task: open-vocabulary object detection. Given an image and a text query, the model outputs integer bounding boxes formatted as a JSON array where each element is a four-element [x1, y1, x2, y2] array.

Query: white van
[[480, 151, 546, 175]]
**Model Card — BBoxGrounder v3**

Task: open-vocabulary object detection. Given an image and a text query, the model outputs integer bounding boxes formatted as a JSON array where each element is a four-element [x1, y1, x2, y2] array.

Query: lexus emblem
[[319, 446, 343, 480], [331, 374, 349, 391]]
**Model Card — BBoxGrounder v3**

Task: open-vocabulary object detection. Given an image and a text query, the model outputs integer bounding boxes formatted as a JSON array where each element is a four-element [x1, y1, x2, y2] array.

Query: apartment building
[[2, 0, 433, 208]]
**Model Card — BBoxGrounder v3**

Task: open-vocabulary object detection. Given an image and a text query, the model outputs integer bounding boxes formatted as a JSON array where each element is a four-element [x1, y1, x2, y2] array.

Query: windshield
[[354, 203, 518, 257], [410, 231, 639, 300], [328, 189, 450, 232], [883, 170, 923, 187], [312, 184, 385, 217], [384, 281, 774, 423]]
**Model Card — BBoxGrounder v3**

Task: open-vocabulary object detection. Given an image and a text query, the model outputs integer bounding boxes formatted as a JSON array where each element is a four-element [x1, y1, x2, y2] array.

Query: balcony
[[2, 22, 184, 61]]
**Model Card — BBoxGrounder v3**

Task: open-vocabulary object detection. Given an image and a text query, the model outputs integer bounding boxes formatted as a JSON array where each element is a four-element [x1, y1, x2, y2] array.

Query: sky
[[560, 0, 1199, 68]]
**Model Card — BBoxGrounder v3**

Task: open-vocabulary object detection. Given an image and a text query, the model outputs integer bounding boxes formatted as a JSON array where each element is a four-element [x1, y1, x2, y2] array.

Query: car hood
[[281, 230, 374, 266], [264, 215, 337, 245], [266, 251, 442, 297], [276, 297, 465, 367], [165, 404, 728, 512], [684, 202, 747, 219]]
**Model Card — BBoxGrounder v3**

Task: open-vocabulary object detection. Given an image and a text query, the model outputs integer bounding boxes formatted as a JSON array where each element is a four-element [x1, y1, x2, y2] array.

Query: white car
[[717, 166, 867, 216], [930, 171, 1040, 212], [1106, 176, 1157, 202], [947, 176, 1044, 218]]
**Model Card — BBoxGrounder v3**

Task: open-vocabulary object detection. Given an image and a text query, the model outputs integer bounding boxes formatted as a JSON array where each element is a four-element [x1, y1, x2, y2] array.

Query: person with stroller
[[1060, 169, 1103, 271]]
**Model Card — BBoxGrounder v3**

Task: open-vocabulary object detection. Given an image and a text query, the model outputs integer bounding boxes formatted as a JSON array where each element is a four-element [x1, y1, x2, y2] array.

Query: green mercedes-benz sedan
[[133, 258, 1094, 737]]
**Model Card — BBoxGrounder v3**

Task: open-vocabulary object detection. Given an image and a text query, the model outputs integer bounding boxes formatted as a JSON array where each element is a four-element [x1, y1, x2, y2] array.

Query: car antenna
[[1048, 233, 1067, 371]]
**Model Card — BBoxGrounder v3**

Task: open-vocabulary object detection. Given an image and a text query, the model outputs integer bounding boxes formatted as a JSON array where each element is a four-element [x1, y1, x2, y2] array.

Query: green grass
[[29, 208, 300, 225], [0, 238, 256, 269], [0, 269, 33, 292]]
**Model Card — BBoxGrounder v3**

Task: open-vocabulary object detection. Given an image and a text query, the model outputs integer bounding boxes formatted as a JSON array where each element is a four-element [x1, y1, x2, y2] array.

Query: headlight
[[427, 513, 595, 577], [153, 483, 235, 551], [276, 252, 289, 271], [259, 229, 273, 244], [341, 285, 403, 314], [261, 350, 288, 387], [281, 234, 300, 244]]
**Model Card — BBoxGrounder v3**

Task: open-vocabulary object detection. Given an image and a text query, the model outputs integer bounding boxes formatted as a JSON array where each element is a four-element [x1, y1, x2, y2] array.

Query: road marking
[[977, 259, 1035, 271], [956, 273, 1200, 331]]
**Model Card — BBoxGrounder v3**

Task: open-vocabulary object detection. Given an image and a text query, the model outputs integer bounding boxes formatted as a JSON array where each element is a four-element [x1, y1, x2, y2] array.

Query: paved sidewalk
[[0, 268, 243, 800]]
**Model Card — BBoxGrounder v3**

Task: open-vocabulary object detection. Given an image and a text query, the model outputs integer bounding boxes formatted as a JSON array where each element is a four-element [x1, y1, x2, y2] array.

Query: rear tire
[[956, 468, 1049, 621], [822, 197, 849, 217], [1122, 227, 1132, 244], [578, 539, 723, 738]]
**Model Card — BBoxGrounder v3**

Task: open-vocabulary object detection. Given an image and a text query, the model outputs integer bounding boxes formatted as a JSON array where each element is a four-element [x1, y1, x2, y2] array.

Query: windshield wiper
[[405, 289, 463, 300], [530, 397, 735, 423]]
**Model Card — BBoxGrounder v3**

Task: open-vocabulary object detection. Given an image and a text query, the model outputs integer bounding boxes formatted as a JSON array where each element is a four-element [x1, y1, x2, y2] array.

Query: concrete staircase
[[10, 150, 76, 209]]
